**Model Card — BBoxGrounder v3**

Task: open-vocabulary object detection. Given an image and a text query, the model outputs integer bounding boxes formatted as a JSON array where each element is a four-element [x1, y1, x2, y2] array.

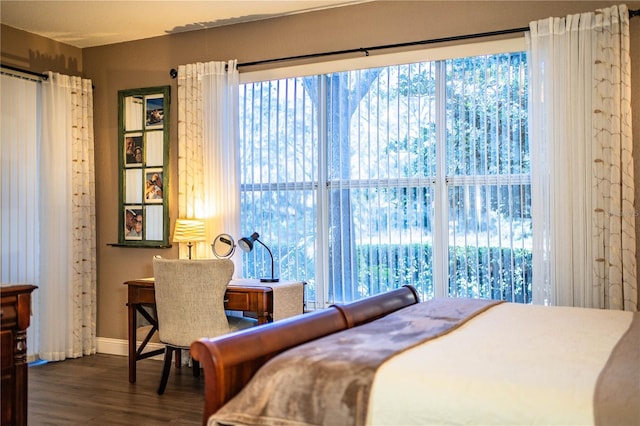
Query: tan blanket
[[209, 297, 502, 426], [229, 279, 304, 321], [269, 281, 304, 321], [594, 312, 640, 424]]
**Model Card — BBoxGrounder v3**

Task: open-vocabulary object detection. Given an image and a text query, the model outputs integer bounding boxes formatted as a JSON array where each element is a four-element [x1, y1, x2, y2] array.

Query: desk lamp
[[238, 232, 279, 282], [173, 219, 206, 259]]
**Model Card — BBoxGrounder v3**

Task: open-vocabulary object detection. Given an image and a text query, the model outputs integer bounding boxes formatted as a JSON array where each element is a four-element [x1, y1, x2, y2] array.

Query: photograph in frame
[[144, 168, 163, 202], [124, 133, 143, 166], [124, 206, 143, 240], [145, 95, 164, 129]]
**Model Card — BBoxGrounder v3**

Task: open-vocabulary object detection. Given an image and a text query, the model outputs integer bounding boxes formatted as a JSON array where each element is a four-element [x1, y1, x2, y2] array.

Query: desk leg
[[256, 312, 270, 325], [257, 291, 273, 325], [127, 302, 137, 384]]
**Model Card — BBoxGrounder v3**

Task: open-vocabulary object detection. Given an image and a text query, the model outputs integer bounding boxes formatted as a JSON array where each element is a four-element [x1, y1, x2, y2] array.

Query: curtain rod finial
[[169, 68, 177, 79]]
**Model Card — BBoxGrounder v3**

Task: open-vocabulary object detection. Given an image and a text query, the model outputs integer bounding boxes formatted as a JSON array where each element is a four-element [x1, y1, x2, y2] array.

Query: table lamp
[[173, 219, 206, 259], [238, 232, 279, 282]]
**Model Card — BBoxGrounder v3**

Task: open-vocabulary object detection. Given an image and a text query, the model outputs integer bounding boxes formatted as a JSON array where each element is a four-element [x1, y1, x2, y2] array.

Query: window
[[239, 41, 530, 308]]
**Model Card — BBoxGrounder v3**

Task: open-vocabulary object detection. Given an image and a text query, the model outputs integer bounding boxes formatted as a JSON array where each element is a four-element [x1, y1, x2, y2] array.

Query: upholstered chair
[[152, 257, 257, 395]]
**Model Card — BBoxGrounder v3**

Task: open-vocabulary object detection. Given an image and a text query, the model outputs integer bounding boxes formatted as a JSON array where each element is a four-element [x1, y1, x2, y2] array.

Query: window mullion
[[433, 61, 449, 298], [316, 76, 329, 308]]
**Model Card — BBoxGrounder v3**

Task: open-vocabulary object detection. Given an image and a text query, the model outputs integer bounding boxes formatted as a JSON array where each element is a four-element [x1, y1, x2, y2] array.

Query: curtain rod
[[169, 7, 639, 76], [1, 63, 48, 80], [170, 26, 526, 76], [237, 26, 529, 68]]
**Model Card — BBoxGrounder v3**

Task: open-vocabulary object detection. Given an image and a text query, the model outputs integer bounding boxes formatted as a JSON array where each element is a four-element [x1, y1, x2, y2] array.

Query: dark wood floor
[[28, 353, 205, 425]]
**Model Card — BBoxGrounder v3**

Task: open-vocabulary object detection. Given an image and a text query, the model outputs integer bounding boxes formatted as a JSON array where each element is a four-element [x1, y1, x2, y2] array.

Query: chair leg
[[192, 359, 200, 377], [175, 349, 181, 368], [157, 346, 174, 395]]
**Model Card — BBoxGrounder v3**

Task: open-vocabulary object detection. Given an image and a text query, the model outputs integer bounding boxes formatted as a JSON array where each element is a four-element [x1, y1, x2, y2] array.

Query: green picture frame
[[116, 85, 170, 247]]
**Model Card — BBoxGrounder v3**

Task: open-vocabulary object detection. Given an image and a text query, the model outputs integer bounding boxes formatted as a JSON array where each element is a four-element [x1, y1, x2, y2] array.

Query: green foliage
[[355, 243, 532, 303]]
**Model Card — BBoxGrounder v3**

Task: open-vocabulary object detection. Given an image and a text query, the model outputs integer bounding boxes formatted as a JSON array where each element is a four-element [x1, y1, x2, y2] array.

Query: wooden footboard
[[190, 285, 420, 426]]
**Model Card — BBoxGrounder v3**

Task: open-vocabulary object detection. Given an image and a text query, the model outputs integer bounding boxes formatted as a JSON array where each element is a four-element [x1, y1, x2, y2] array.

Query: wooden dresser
[[1, 284, 37, 426]]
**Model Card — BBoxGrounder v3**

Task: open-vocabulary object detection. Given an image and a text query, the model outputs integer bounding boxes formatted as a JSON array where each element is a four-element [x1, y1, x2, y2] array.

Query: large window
[[239, 42, 530, 309]]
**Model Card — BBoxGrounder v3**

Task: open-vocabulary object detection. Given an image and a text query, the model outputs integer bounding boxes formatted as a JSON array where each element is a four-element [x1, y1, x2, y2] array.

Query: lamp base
[[260, 277, 280, 283]]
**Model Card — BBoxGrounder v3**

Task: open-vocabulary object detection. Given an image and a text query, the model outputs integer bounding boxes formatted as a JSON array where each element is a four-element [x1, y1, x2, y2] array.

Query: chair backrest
[[152, 257, 234, 347]]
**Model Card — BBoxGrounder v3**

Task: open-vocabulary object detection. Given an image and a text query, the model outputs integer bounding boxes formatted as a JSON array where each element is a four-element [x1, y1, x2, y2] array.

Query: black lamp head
[[238, 232, 259, 253]]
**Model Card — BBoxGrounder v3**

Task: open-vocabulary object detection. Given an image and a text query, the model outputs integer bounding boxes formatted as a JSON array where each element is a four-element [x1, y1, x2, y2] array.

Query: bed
[[190, 285, 639, 426]]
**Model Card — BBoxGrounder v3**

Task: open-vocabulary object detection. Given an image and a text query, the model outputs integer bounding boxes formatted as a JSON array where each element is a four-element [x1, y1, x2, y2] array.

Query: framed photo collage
[[117, 86, 170, 247]]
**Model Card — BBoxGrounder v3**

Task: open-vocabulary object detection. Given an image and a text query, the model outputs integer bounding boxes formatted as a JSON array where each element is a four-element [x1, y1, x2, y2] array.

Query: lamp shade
[[238, 232, 259, 253], [173, 219, 206, 243]]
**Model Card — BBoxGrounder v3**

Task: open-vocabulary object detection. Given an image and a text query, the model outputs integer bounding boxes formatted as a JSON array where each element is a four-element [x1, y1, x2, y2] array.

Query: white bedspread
[[367, 303, 634, 425]]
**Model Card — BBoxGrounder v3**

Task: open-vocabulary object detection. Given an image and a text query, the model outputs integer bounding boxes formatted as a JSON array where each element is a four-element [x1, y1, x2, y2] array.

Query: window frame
[[238, 37, 529, 308]]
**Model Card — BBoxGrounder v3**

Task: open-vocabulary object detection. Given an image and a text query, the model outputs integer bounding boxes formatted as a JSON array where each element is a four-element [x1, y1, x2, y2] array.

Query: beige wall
[[1, 24, 82, 75], [2, 1, 640, 341]]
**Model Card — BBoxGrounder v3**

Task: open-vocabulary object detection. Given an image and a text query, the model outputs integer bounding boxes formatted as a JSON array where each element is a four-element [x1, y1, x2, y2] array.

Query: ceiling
[[0, 1, 370, 48]]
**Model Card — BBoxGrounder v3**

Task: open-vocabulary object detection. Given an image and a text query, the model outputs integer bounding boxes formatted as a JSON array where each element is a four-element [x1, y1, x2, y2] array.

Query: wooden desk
[[1, 284, 37, 426], [124, 278, 273, 384]]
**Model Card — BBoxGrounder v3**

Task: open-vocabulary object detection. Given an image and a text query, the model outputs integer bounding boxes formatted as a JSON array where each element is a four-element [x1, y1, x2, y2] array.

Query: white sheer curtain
[[39, 72, 97, 360], [1, 73, 40, 359], [177, 61, 241, 272], [529, 4, 636, 310], [1, 71, 96, 360]]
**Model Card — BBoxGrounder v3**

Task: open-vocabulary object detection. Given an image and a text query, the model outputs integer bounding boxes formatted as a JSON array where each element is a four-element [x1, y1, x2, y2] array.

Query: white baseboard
[[96, 337, 164, 360]]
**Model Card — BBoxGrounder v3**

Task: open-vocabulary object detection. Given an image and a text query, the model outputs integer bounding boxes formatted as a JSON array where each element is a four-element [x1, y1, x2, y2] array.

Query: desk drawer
[[225, 291, 250, 311], [129, 287, 156, 305]]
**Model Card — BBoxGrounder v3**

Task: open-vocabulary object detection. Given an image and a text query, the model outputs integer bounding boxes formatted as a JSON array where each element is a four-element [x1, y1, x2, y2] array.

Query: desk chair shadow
[[152, 257, 257, 395]]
